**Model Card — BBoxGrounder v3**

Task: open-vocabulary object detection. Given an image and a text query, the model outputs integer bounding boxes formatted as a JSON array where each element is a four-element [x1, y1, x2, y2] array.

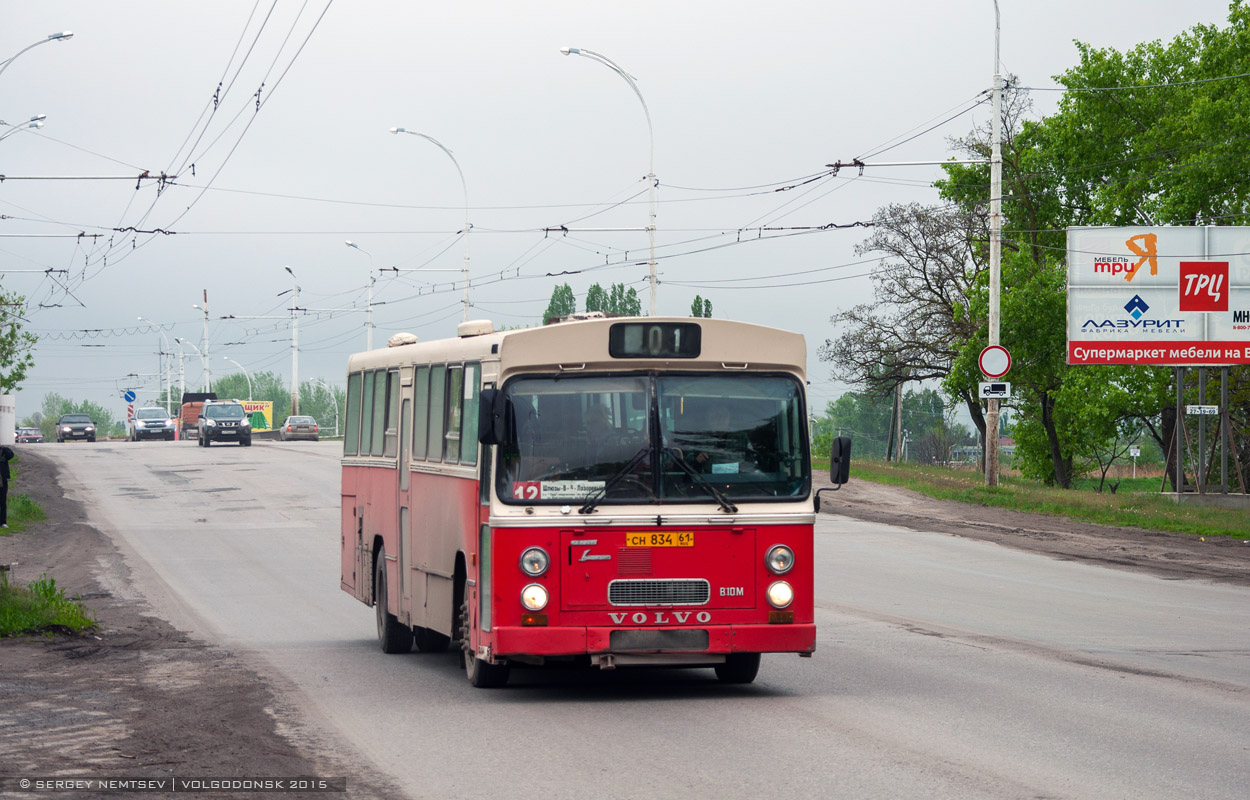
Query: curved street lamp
[[345, 240, 376, 349], [221, 356, 252, 400], [390, 127, 472, 321], [561, 46, 657, 315], [137, 316, 172, 414], [0, 115, 46, 143], [0, 32, 74, 82]]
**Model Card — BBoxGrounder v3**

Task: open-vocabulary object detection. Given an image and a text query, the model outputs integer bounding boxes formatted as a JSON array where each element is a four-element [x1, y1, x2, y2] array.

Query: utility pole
[[287, 266, 299, 417], [985, 1, 1003, 487]]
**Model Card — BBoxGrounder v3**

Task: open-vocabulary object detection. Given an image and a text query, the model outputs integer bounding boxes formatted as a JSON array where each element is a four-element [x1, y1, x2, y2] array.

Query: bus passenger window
[[383, 370, 400, 458], [370, 370, 387, 456], [344, 372, 362, 456], [444, 366, 463, 463], [459, 364, 480, 466], [413, 366, 430, 461], [359, 370, 375, 456], [428, 365, 446, 463]]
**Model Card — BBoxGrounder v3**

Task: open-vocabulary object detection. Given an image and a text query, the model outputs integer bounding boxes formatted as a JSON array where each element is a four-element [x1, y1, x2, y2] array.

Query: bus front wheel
[[374, 549, 413, 654], [459, 584, 509, 688], [714, 653, 761, 684]]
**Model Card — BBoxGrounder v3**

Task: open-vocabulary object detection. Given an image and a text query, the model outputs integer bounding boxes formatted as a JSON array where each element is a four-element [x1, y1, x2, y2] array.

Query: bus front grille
[[607, 579, 710, 607]]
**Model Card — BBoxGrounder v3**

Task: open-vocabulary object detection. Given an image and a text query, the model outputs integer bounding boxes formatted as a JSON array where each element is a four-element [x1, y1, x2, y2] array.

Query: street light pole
[[222, 356, 252, 400], [0, 32, 74, 82], [193, 292, 211, 392], [390, 127, 472, 321], [561, 46, 657, 315], [174, 338, 196, 402], [138, 316, 172, 414], [345, 241, 375, 349], [985, 2, 1003, 487], [286, 266, 299, 416]]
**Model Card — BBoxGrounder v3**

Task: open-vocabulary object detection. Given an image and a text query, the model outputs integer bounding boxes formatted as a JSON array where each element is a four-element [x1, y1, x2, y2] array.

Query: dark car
[[17, 427, 43, 444], [56, 414, 96, 443], [279, 415, 320, 441], [130, 407, 177, 441], [197, 401, 252, 447]]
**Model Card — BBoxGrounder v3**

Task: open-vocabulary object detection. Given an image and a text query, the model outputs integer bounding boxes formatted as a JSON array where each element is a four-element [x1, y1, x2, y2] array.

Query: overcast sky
[[1, 0, 1235, 422]]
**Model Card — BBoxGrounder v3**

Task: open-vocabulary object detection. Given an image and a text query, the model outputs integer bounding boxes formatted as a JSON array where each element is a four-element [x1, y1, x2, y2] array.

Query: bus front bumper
[[493, 623, 815, 656]]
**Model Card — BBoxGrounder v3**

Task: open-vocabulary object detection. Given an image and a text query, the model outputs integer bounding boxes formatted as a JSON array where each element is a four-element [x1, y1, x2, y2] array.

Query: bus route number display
[[625, 531, 694, 548]]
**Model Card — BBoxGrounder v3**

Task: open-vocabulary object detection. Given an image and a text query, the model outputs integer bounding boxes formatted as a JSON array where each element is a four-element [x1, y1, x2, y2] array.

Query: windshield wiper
[[578, 446, 654, 515], [664, 448, 738, 513]]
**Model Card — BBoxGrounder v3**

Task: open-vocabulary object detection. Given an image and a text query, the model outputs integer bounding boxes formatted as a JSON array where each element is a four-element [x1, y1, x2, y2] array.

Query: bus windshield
[[497, 373, 809, 506]]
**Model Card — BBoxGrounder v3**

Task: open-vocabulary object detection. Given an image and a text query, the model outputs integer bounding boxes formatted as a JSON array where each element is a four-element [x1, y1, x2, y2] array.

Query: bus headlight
[[765, 545, 794, 575], [767, 581, 794, 609], [519, 547, 549, 577], [521, 583, 548, 611]]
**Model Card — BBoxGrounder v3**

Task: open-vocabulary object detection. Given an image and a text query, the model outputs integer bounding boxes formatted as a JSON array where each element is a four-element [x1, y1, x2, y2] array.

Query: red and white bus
[[340, 316, 845, 687]]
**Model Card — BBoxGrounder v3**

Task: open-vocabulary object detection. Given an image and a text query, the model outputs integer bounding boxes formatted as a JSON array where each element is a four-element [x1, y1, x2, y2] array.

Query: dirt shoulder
[[815, 472, 1250, 587], [0, 451, 400, 800]]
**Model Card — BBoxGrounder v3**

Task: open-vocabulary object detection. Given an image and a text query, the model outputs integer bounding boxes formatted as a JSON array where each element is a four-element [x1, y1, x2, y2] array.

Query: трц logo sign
[[1178, 261, 1229, 312]]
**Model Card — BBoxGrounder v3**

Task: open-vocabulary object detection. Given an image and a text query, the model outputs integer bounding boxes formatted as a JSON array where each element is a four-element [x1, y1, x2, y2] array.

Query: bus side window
[[383, 369, 400, 458], [360, 370, 375, 456], [459, 364, 480, 466], [444, 366, 464, 463], [413, 366, 430, 461], [428, 365, 446, 463], [344, 372, 362, 456], [370, 370, 387, 457]]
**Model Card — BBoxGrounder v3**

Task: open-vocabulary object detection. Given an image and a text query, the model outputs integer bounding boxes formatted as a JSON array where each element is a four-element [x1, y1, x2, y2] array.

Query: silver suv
[[197, 401, 252, 447], [130, 407, 176, 441]]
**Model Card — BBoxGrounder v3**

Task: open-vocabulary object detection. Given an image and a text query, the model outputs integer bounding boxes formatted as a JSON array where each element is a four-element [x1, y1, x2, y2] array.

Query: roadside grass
[[2, 455, 47, 535], [831, 458, 1250, 540], [0, 572, 97, 637]]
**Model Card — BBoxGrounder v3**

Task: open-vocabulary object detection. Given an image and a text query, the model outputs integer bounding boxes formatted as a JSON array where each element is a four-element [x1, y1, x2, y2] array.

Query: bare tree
[[819, 202, 988, 440]]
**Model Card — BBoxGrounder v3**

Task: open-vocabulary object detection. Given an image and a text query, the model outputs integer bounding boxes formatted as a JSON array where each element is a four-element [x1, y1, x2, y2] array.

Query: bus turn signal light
[[521, 613, 548, 626]]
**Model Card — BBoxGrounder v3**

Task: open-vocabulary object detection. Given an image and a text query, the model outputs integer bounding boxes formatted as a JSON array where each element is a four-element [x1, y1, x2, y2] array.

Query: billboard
[[242, 400, 273, 431], [1067, 226, 1250, 365]]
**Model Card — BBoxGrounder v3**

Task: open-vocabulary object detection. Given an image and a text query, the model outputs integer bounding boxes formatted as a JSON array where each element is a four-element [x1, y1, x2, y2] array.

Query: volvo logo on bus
[[609, 611, 713, 625]]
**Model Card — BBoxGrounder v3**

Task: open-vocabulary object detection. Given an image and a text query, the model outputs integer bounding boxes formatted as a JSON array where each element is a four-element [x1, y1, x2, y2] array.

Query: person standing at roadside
[[0, 445, 13, 528]]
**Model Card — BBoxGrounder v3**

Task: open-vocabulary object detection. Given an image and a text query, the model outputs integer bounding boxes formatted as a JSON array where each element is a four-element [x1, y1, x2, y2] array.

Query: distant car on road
[[197, 400, 252, 447], [17, 427, 43, 444], [279, 416, 320, 441], [56, 414, 96, 443], [129, 407, 176, 441]]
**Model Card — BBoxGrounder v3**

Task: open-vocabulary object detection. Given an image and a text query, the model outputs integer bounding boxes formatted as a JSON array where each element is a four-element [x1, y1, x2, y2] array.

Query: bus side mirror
[[478, 388, 505, 445], [814, 436, 852, 513], [831, 436, 852, 485]]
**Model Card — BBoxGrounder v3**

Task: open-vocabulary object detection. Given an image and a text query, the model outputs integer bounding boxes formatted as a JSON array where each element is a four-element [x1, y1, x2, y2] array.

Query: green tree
[[607, 283, 642, 316], [585, 284, 608, 313], [543, 283, 576, 323], [37, 393, 121, 439], [0, 287, 37, 394], [691, 295, 712, 318], [298, 379, 346, 434]]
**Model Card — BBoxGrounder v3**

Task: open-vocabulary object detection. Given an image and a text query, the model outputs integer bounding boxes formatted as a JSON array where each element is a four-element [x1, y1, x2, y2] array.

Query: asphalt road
[[40, 441, 1250, 799]]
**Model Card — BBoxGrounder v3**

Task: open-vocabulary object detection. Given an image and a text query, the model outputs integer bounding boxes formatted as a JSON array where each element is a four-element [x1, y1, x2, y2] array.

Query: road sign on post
[[979, 382, 1012, 400], [978, 345, 1011, 378], [123, 390, 137, 403]]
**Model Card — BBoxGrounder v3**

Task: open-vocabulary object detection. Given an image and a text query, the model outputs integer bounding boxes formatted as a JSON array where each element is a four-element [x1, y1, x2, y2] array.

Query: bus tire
[[374, 550, 413, 654], [414, 627, 451, 653], [459, 583, 509, 688], [714, 653, 761, 684]]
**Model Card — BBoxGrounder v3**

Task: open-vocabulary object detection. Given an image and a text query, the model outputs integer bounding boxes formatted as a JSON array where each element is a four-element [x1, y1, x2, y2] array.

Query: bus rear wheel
[[714, 653, 761, 684], [459, 584, 509, 687], [374, 549, 413, 654]]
